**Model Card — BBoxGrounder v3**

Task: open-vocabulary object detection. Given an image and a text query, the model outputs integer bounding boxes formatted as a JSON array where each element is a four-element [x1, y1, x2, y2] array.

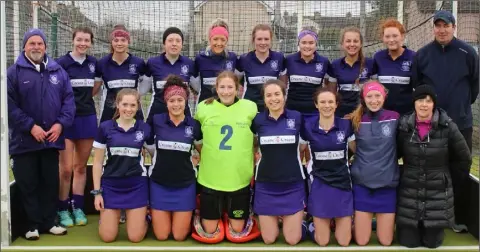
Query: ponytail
[[204, 96, 216, 105], [348, 80, 387, 132], [355, 48, 365, 85], [349, 104, 364, 132], [113, 108, 120, 120]]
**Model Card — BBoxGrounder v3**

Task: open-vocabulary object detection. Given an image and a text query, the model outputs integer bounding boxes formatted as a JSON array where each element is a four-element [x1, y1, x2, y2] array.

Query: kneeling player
[[146, 75, 202, 241], [251, 80, 308, 245], [193, 71, 260, 243], [91, 89, 150, 243]]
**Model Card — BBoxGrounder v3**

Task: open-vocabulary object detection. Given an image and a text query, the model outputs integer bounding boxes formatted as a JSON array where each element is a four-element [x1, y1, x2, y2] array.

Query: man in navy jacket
[[7, 29, 75, 240], [411, 10, 479, 233]]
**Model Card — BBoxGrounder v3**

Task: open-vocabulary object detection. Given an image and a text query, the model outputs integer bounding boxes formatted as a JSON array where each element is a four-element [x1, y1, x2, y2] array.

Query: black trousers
[[397, 222, 445, 248], [11, 148, 60, 232], [451, 127, 473, 225]]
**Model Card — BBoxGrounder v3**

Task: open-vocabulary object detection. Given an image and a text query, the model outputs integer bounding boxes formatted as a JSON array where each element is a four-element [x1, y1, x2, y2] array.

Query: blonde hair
[[207, 18, 229, 40], [113, 88, 140, 120]]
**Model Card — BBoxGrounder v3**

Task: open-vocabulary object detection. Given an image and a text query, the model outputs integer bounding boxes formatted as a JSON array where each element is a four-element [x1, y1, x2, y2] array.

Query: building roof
[[415, 0, 479, 13], [194, 0, 274, 14]]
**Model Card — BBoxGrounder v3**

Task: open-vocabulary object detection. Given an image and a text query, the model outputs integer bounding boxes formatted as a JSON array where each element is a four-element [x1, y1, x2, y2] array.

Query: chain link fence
[[4, 0, 480, 174]]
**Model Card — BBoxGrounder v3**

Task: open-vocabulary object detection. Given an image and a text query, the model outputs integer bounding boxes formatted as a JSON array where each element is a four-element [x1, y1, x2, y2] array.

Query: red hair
[[381, 18, 406, 36]]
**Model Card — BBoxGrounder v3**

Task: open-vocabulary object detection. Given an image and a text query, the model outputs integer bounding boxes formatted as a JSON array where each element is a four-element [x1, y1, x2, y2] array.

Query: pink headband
[[362, 82, 386, 98], [110, 30, 130, 42], [164, 85, 187, 101], [209, 27, 229, 40]]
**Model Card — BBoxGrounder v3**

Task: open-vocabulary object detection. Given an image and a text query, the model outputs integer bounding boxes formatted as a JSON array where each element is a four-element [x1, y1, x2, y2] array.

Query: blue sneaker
[[58, 210, 74, 227], [307, 221, 315, 241], [72, 208, 87, 226]]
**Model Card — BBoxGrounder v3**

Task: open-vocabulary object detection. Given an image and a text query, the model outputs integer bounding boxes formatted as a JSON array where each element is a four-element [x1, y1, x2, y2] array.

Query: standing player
[[373, 19, 415, 115], [348, 81, 399, 246], [144, 27, 197, 123], [91, 88, 150, 243], [302, 87, 355, 247], [327, 27, 374, 118], [251, 80, 307, 245], [146, 75, 202, 241], [194, 19, 239, 103], [95, 25, 148, 123], [237, 24, 286, 112], [193, 71, 259, 243], [284, 27, 331, 176], [285, 27, 331, 117], [55, 27, 97, 227]]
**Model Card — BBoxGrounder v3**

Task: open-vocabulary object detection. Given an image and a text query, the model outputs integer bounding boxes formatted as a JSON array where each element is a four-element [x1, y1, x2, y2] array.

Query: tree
[[370, 0, 398, 19]]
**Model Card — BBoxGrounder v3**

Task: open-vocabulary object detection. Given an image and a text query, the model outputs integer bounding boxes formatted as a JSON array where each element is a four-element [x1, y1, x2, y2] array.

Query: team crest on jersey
[[185, 126, 193, 137], [88, 63, 95, 73], [270, 60, 279, 71], [49, 74, 59, 85], [181, 65, 189, 76], [336, 131, 345, 143], [361, 68, 368, 78], [135, 131, 144, 142], [401, 61, 412, 72], [315, 63, 323, 72], [382, 124, 391, 137], [225, 61, 233, 71], [129, 64, 137, 74], [286, 119, 296, 130]]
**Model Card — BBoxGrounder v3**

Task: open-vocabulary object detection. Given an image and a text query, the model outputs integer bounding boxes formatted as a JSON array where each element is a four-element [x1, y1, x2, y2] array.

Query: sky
[[59, 1, 375, 31]]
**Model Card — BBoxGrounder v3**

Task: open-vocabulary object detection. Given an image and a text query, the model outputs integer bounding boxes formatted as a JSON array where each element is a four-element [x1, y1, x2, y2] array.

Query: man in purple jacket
[[7, 29, 75, 240]]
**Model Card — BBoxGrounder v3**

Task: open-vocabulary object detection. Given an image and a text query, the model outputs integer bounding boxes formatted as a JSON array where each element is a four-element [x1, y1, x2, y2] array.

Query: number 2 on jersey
[[219, 125, 233, 150]]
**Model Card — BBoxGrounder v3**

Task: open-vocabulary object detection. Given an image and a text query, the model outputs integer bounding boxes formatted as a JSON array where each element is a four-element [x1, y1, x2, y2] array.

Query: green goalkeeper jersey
[[195, 99, 257, 192]]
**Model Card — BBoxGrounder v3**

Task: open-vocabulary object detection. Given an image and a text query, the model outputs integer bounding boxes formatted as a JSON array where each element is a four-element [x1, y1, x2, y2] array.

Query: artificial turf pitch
[[3, 215, 478, 252]]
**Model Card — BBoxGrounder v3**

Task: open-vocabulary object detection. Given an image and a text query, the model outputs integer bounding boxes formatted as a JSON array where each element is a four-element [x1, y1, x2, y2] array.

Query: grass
[[5, 215, 478, 250], [471, 156, 479, 178]]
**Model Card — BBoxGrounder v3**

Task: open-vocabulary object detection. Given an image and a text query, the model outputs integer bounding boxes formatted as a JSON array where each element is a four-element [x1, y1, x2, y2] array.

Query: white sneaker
[[25, 229, 39, 240], [48, 225, 67, 235]]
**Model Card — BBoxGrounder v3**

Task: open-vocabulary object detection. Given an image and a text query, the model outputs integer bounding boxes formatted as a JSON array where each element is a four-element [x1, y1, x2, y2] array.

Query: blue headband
[[298, 30, 318, 42]]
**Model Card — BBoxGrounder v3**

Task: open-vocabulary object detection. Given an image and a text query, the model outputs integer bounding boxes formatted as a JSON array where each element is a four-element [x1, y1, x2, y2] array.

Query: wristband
[[90, 189, 103, 196]]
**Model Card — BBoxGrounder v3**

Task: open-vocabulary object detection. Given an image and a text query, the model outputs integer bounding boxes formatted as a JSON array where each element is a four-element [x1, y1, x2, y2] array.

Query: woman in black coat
[[396, 85, 471, 248]]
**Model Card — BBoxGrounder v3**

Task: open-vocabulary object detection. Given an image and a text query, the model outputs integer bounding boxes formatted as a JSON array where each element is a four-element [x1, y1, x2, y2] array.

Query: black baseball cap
[[433, 10, 456, 25]]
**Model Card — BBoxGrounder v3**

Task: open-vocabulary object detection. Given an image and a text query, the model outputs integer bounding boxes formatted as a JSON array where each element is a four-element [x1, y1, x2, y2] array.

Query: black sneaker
[[452, 224, 468, 233], [120, 209, 126, 224]]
